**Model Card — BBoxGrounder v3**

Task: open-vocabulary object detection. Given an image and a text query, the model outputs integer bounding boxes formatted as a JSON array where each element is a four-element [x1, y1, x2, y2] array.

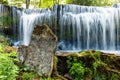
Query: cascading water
[[1, 4, 120, 53], [19, 8, 56, 45], [0, 4, 22, 44], [57, 5, 120, 51], [0, 4, 3, 32]]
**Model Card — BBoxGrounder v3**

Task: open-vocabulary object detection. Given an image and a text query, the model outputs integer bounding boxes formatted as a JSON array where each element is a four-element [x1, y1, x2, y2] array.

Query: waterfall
[[19, 8, 56, 45], [1, 4, 120, 52], [0, 4, 22, 44], [112, 3, 120, 8], [55, 4, 120, 51]]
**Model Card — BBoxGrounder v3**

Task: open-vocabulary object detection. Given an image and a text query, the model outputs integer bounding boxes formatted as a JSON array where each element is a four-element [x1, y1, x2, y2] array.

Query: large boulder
[[18, 24, 57, 77]]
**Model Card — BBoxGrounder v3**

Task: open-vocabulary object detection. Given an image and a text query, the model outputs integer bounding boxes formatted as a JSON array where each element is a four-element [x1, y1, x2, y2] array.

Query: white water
[[0, 4, 22, 43], [57, 4, 120, 51], [19, 9, 55, 45], [0, 4, 5, 28], [18, 4, 120, 52], [1, 4, 120, 53]]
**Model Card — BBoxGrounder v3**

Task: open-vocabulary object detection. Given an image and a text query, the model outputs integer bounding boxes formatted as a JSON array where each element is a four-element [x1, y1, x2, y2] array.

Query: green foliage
[[39, 77, 53, 80], [7, 0, 24, 7], [21, 72, 38, 80], [21, 71, 53, 80], [66, 0, 71, 4], [66, 0, 119, 6], [2, 0, 120, 9], [39, 0, 56, 8], [7, 51, 19, 62], [69, 62, 85, 80], [110, 73, 120, 80], [67, 51, 120, 80], [93, 60, 101, 76], [0, 36, 19, 80], [67, 56, 92, 80], [0, 37, 18, 60], [38, 0, 65, 8], [0, 53, 19, 80], [0, 0, 8, 5], [0, 36, 8, 46]]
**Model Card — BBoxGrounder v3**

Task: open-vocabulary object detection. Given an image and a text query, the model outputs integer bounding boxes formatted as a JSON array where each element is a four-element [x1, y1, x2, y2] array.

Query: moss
[[65, 50, 120, 80]]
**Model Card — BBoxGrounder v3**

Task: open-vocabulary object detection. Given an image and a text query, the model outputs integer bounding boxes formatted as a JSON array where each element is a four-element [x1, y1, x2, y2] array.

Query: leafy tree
[[39, 0, 57, 8], [7, 0, 24, 7], [1, 0, 120, 8], [66, 0, 119, 6], [0, 0, 8, 5]]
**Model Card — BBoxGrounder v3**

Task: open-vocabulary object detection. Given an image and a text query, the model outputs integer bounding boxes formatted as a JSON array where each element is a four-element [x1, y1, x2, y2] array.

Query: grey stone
[[18, 24, 57, 77]]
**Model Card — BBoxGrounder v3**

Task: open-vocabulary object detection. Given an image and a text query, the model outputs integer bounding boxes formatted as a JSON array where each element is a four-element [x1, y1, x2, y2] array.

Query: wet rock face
[[18, 24, 57, 77]]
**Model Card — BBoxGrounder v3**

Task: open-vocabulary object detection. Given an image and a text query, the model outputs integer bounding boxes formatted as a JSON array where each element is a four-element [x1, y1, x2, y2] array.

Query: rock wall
[[18, 24, 57, 77]]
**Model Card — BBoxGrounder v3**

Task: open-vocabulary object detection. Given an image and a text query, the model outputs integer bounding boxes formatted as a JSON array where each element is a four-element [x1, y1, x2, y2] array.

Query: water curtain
[[0, 4, 120, 51]]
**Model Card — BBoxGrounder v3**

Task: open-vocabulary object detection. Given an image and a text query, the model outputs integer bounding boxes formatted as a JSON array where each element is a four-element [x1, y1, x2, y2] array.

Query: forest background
[[0, 0, 120, 9]]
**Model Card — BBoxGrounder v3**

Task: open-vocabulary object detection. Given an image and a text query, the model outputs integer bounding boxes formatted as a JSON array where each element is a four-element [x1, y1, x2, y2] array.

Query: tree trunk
[[57, 0, 59, 4], [26, 0, 30, 9], [0, 0, 3, 4], [39, 0, 41, 7]]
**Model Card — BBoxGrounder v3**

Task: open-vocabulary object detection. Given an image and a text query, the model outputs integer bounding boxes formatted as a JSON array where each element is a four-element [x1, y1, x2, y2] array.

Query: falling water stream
[[0, 4, 120, 54], [19, 8, 55, 45], [0, 4, 22, 43]]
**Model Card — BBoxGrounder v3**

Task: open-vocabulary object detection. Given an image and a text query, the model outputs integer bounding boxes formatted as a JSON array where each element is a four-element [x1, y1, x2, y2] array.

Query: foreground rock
[[18, 24, 57, 77], [56, 50, 120, 80]]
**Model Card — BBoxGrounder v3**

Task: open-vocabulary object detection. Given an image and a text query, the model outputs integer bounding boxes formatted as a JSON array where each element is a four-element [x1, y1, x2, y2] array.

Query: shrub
[[21, 72, 38, 80], [0, 53, 19, 80], [0, 36, 19, 80], [67, 57, 92, 80]]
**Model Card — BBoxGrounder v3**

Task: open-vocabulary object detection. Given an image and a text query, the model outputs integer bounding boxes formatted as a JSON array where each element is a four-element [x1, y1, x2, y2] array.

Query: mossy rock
[[56, 50, 120, 80]]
